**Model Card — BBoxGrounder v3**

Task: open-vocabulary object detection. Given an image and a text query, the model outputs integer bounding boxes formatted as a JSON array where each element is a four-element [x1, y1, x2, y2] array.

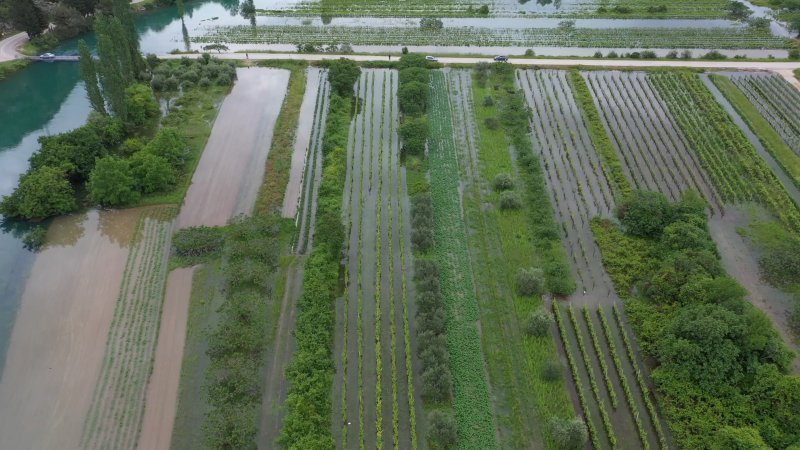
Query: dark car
[[493, 55, 508, 62]]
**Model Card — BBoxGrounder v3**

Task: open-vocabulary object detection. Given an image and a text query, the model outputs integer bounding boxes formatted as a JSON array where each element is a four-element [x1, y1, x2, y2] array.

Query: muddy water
[[176, 67, 290, 228], [138, 267, 195, 450], [0, 209, 139, 450], [282, 67, 322, 218]]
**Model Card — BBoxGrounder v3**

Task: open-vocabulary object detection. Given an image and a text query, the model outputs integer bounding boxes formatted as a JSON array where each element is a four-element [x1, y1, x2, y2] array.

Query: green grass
[[134, 86, 230, 206], [710, 74, 800, 189], [254, 63, 308, 215], [0, 59, 29, 81], [465, 69, 575, 449]]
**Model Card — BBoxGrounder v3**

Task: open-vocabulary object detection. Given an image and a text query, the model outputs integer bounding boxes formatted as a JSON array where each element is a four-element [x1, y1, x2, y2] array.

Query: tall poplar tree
[[78, 40, 106, 115]]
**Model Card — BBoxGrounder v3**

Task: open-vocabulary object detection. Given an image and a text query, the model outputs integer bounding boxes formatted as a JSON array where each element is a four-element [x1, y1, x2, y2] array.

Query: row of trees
[[398, 54, 432, 157], [611, 190, 800, 449]]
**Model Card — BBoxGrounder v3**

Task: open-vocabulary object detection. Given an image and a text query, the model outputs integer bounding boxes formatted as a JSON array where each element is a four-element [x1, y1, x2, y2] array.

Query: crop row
[[82, 209, 172, 450], [195, 25, 789, 49], [612, 305, 669, 449], [567, 305, 617, 448], [649, 72, 800, 232], [729, 73, 800, 157], [582, 306, 618, 410], [428, 70, 498, 449], [584, 70, 723, 212], [552, 303, 602, 450], [596, 307, 652, 449]]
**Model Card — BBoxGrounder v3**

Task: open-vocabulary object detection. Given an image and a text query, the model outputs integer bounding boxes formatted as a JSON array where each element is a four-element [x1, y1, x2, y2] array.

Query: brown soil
[[0, 209, 139, 450], [138, 267, 196, 450], [177, 67, 290, 228], [709, 207, 800, 374], [282, 68, 321, 219]]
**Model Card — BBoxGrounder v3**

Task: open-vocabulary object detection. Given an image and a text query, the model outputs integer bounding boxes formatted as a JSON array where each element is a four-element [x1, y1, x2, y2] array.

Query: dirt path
[[137, 267, 196, 450], [257, 260, 303, 449], [0, 32, 27, 62], [776, 69, 800, 91], [709, 208, 800, 374], [176, 67, 290, 228], [0, 209, 139, 450]]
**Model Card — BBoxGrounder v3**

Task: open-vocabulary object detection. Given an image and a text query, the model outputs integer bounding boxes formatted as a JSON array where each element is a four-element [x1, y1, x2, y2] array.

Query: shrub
[[789, 49, 800, 60], [616, 190, 673, 238], [483, 95, 494, 107], [400, 116, 429, 156], [421, 363, 452, 402], [607, 51, 619, 58], [484, 117, 500, 130], [517, 267, 545, 296], [593, 51, 603, 58], [420, 17, 444, 30], [129, 151, 176, 194], [172, 226, 225, 257], [525, 49, 535, 57], [119, 138, 145, 157], [549, 417, 588, 450], [493, 173, 514, 191], [681, 49, 693, 59], [478, 4, 489, 15], [145, 127, 187, 169], [399, 67, 429, 85], [541, 360, 563, 382], [666, 50, 679, 59], [641, 50, 657, 59], [427, 411, 458, 449], [124, 83, 160, 130], [524, 308, 553, 336], [499, 191, 521, 210], [703, 50, 727, 60], [398, 81, 429, 116], [88, 156, 139, 207]]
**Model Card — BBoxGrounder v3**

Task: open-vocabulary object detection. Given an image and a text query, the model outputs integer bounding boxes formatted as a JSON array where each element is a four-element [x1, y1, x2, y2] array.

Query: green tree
[[124, 83, 160, 130], [327, 58, 361, 96], [145, 127, 187, 169], [30, 126, 106, 181], [616, 190, 673, 238], [88, 156, 139, 206], [517, 267, 545, 296], [399, 67, 429, 85], [549, 417, 588, 450], [52, 5, 90, 40], [399, 115, 429, 156], [398, 81, 429, 116], [130, 151, 176, 194], [9, 0, 47, 37], [79, 40, 107, 115], [63, 0, 100, 15], [725, 0, 752, 20], [427, 411, 458, 449], [524, 308, 553, 337], [0, 166, 77, 220], [714, 427, 770, 450]]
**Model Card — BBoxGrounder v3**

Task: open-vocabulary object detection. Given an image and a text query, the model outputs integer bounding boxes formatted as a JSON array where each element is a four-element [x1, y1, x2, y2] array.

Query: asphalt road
[[0, 32, 27, 62]]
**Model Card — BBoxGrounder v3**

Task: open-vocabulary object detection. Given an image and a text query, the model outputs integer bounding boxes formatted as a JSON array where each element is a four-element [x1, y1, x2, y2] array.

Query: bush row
[[279, 73, 354, 446], [203, 215, 281, 448], [411, 194, 434, 252]]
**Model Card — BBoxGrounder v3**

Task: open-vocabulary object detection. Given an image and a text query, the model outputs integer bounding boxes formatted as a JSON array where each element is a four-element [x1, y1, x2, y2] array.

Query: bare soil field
[[137, 267, 196, 450], [0, 209, 140, 450], [177, 67, 290, 228]]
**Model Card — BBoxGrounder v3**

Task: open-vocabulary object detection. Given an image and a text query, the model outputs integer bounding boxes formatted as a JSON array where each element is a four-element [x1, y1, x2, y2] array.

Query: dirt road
[[0, 209, 139, 450], [176, 67, 290, 228], [138, 267, 196, 450], [0, 32, 27, 62]]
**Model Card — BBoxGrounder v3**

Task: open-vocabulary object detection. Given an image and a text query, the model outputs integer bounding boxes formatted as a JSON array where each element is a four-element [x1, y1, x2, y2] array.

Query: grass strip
[[0, 59, 29, 81]]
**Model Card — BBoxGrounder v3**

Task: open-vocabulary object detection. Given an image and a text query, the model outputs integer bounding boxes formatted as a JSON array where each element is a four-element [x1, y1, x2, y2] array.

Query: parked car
[[39, 53, 56, 61], [493, 55, 509, 62], [425, 55, 439, 62]]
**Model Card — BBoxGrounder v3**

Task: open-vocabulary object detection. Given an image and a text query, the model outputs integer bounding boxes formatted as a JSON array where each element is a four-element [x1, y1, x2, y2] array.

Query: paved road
[[0, 32, 27, 62], [162, 52, 800, 71]]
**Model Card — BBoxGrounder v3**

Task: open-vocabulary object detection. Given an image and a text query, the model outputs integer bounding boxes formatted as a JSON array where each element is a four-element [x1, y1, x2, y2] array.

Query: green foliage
[[172, 226, 225, 258], [399, 67, 429, 85], [419, 17, 444, 30], [523, 308, 553, 337], [0, 166, 76, 220], [30, 125, 106, 181], [79, 40, 106, 115], [498, 191, 521, 210], [427, 410, 458, 449], [145, 127, 187, 169], [129, 151, 176, 194], [595, 193, 799, 450], [88, 156, 140, 207], [22, 226, 48, 251], [399, 115, 429, 156], [549, 417, 588, 450], [492, 173, 513, 191], [411, 194, 434, 252], [124, 83, 160, 131], [590, 218, 656, 296], [9, 0, 47, 37], [540, 360, 563, 382], [516, 267, 545, 296], [398, 53, 430, 70], [326, 58, 361, 96], [616, 190, 674, 237], [398, 81, 429, 116]]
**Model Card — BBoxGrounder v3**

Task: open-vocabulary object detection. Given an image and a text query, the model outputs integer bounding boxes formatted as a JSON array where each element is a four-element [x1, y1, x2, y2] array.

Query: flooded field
[[176, 67, 290, 228], [0, 209, 140, 450]]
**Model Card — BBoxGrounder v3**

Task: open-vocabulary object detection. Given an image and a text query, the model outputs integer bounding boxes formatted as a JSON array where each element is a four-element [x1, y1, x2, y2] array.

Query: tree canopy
[[0, 166, 76, 220]]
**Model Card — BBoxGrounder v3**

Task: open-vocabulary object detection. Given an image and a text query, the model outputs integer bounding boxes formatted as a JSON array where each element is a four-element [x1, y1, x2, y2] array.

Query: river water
[[0, 0, 791, 375]]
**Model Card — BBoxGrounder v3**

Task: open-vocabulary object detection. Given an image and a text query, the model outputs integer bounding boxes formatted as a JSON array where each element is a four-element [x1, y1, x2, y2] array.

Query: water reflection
[[45, 212, 87, 248]]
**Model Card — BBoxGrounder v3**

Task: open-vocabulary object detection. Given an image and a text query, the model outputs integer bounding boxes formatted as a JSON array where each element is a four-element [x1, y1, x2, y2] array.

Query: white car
[[425, 55, 438, 62], [39, 53, 55, 60]]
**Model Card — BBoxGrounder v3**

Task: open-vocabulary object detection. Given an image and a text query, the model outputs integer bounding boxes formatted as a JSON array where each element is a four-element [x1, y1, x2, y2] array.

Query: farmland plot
[[428, 70, 498, 449], [517, 69, 616, 301], [333, 69, 422, 450], [648, 72, 800, 231], [725, 72, 800, 158], [582, 71, 722, 212], [290, 69, 331, 254], [81, 207, 175, 450], [518, 69, 670, 450]]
